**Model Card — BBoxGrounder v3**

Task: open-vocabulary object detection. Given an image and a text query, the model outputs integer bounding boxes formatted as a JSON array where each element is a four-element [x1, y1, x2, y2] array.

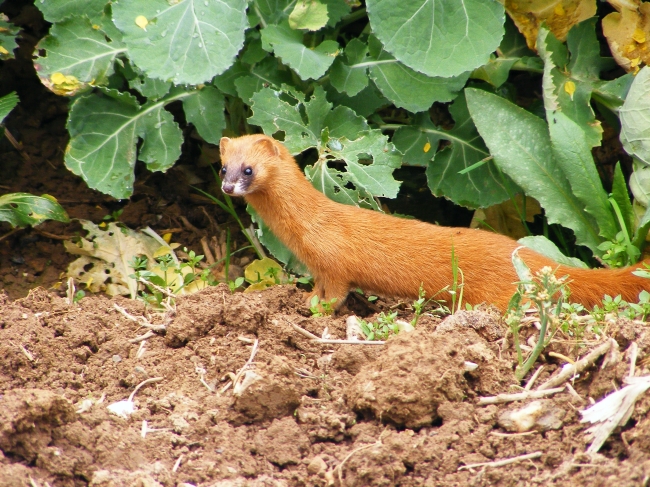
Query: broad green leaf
[[65, 89, 194, 199], [630, 161, 650, 208], [182, 86, 225, 144], [612, 162, 635, 235], [620, 66, 650, 166], [367, 36, 469, 112], [232, 57, 293, 102], [466, 88, 602, 254], [249, 86, 399, 204], [0, 91, 18, 123], [289, 0, 328, 30], [548, 111, 617, 240], [538, 21, 609, 147], [518, 236, 589, 269], [423, 93, 516, 209], [392, 113, 441, 168], [0, 17, 19, 59], [249, 86, 319, 153], [632, 204, 650, 250], [329, 38, 369, 97], [261, 22, 339, 80], [112, 0, 248, 85], [470, 55, 517, 88], [213, 59, 250, 97], [324, 0, 350, 27], [36, 18, 126, 94], [366, 0, 505, 78], [129, 76, 170, 100], [324, 83, 389, 118], [38, 0, 107, 22], [0, 193, 70, 228], [254, 0, 295, 25]]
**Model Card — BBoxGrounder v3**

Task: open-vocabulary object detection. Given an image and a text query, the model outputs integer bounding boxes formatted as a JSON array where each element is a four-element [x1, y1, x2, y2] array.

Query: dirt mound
[[1, 286, 650, 486]]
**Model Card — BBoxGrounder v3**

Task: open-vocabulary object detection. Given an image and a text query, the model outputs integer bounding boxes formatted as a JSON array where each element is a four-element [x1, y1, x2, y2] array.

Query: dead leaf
[[65, 221, 169, 297], [602, 0, 650, 73], [505, 0, 597, 50], [470, 195, 542, 241]]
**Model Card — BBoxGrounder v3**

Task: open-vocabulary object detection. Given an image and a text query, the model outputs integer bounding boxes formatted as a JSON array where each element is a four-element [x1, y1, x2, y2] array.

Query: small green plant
[[129, 248, 210, 307], [598, 230, 639, 268], [628, 290, 650, 321], [358, 311, 400, 341], [309, 295, 338, 317], [410, 284, 437, 327], [101, 208, 123, 224], [228, 276, 245, 293], [449, 245, 465, 314], [633, 262, 650, 279], [508, 261, 569, 381], [72, 289, 85, 303]]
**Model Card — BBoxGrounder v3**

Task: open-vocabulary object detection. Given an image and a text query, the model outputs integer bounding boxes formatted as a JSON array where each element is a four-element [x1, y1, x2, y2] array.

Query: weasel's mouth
[[221, 181, 248, 196]]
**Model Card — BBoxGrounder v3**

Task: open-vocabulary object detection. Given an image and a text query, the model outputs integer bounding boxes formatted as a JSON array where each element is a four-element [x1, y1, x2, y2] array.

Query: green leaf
[[366, 0, 504, 78], [470, 55, 517, 88], [423, 92, 516, 209], [182, 86, 225, 144], [65, 88, 193, 199], [232, 57, 293, 103], [0, 193, 70, 228], [465, 88, 602, 254], [537, 21, 608, 148], [329, 38, 369, 97], [324, 82, 388, 118], [518, 236, 589, 269], [254, 0, 294, 25], [129, 76, 171, 100], [112, 0, 248, 85], [0, 17, 19, 60], [548, 111, 617, 240], [367, 36, 469, 112], [249, 85, 319, 153], [620, 66, 650, 166], [35, 17, 126, 92], [632, 204, 650, 250], [324, 0, 350, 27], [289, 0, 328, 31], [611, 163, 634, 235], [38, 0, 107, 22], [630, 160, 650, 208], [0, 91, 19, 123], [261, 21, 339, 80]]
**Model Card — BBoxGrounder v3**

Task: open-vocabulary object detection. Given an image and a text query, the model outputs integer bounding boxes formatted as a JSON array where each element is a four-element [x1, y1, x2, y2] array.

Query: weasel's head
[[219, 134, 285, 197]]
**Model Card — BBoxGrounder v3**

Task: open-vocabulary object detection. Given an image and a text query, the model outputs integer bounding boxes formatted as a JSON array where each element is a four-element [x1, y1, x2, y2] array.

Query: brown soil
[[3, 2, 650, 486], [1, 286, 650, 487]]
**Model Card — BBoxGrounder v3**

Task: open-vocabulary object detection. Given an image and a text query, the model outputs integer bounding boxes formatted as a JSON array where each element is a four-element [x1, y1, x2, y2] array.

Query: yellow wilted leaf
[[603, 2, 650, 73], [423, 142, 431, 153], [244, 257, 285, 292], [135, 15, 149, 30], [564, 80, 576, 99], [162, 232, 172, 243], [153, 246, 173, 258], [633, 27, 646, 44], [169, 242, 181, 249], [505, 0, 596, 50], [48, 72, 83, 95], [0, 46, 8, 55]]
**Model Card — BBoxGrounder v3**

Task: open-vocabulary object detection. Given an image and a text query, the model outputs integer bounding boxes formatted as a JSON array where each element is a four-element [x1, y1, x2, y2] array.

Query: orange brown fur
[[219, 134, 648, 311]]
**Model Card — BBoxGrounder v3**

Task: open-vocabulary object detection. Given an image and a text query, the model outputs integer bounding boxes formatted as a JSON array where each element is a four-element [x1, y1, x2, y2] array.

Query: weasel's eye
[[220, 167, 227, 175], [244, 167, 253, 176]]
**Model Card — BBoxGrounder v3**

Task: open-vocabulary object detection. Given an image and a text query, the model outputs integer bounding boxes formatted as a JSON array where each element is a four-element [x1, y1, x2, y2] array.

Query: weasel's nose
[[222, 183, 235, 195]]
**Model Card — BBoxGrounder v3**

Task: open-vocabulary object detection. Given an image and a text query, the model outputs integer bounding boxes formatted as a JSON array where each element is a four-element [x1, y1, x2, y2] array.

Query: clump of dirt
[[1, 286, 650, 486]]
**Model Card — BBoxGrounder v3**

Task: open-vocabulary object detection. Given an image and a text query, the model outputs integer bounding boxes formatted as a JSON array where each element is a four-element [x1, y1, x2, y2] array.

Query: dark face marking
[[220, 162, 255, 195]]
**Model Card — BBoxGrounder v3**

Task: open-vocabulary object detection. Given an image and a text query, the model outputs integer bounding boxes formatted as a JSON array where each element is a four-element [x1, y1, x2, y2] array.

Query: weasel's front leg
[[304, 277, 349, 312]]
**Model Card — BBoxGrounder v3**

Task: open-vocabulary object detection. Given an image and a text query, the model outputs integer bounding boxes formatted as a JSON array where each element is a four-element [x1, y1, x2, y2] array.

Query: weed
[[358, 311, 399, 341], [508, 261, 568, 381], [449, 245, 465, 314], [309, 295, 337, 317]]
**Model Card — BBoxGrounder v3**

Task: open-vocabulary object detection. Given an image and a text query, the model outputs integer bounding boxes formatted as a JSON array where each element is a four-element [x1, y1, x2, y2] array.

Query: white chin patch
[[230, 181, 248, 196]]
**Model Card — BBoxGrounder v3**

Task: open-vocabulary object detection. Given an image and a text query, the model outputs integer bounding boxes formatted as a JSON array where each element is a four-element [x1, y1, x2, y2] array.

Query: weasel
[[219, 134, 648, 311]]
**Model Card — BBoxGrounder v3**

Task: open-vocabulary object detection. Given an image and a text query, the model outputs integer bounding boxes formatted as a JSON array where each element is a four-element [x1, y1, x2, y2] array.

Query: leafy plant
[[358, 311, 399, 341], [309, 295, 337, 318], [1, 92, 70, 230], [508, 251, 568, 381], [20, 1, 650, 275]]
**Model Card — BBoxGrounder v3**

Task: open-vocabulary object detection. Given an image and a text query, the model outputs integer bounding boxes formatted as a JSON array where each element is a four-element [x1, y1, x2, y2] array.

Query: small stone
[[112, 355, 122, 363], [307, 455, 328, 476]]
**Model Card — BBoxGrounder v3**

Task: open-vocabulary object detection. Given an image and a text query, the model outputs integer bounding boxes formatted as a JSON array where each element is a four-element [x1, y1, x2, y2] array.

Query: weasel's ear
[[254, 137, 280, 157], [219, 137, 231, 157]]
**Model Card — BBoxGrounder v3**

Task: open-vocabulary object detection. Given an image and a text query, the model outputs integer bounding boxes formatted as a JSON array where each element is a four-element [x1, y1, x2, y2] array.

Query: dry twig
[[537, 340, 613, 391], [478, 387, 564, 405], [291, 322, 385, 345], [458, 451, 542, 471]]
